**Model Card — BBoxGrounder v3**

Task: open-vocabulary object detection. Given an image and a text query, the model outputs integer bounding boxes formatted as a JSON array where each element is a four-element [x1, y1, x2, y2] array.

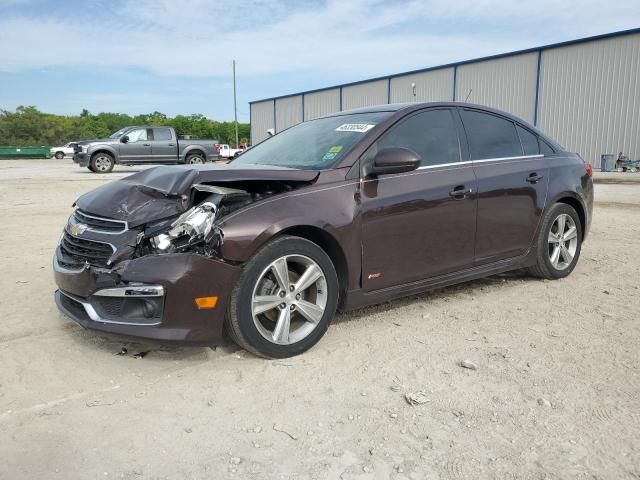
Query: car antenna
[[464, 89, 473, 102]]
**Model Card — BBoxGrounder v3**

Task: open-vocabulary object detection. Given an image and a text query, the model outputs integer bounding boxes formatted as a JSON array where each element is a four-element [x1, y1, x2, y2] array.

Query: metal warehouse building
[[249, 28, 640, 166]]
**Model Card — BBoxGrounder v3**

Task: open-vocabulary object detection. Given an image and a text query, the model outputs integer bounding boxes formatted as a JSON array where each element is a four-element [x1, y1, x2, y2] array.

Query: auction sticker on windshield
[[335, 123, 376, 133]]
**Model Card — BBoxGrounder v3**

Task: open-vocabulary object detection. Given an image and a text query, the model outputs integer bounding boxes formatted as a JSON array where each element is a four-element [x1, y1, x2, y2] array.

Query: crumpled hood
[[75, 164, 319, 227]]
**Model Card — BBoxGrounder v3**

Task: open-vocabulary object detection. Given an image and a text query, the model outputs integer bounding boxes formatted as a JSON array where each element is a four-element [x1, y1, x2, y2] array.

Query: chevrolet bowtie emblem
[[70, 223, 88, 236]]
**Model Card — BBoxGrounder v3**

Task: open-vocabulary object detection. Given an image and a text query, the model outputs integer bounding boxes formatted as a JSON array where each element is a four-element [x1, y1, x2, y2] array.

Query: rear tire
[[186, 153, 205, 164], [89, 153, 114, 173], [226, 236, 339, 358], [87, 165, 96, 172], [527, 203, 582, 280]]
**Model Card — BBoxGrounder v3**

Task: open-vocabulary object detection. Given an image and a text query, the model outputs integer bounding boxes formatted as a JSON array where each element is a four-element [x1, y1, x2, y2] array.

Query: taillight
[[576, 152, 592, 177]]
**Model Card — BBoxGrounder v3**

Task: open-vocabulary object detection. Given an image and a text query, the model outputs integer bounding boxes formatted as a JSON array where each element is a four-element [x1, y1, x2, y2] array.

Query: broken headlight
[[148, 202, 218, 253]]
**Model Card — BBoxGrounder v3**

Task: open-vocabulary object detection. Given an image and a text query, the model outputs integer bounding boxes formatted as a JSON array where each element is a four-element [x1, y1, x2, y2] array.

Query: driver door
[[119, 128, 152, 162], [360, 109, 478, 291]]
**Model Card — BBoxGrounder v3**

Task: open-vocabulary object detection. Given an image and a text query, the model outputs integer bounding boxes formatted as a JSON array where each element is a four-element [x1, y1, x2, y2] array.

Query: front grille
[[59, 232, 114, 268], [74, 210, 127, 233]]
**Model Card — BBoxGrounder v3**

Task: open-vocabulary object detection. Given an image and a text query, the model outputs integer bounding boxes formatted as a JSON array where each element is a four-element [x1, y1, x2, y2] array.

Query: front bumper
[[73, 152, 89, 167], [53, 252, 242, 344]]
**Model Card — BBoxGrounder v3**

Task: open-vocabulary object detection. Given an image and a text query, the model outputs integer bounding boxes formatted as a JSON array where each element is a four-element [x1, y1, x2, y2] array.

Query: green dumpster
[[0, 146, 50, 159]]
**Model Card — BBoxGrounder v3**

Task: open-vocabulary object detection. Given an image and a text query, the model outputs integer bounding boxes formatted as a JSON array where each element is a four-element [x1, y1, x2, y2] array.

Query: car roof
[[322, 101, 559, 147]]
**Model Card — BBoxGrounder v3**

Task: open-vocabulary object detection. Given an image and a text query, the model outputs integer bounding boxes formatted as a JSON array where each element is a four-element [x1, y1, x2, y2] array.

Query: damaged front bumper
[[73, 152, 89, 167], [53, 252, 241, 344]]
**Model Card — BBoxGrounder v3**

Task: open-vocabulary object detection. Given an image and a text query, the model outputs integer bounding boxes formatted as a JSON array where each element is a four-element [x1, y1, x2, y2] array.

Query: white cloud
[[0, 0, 639, 81]]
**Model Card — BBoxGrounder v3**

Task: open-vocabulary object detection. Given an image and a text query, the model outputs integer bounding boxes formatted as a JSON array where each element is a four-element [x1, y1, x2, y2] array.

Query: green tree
[[0, 106, 250, 147]]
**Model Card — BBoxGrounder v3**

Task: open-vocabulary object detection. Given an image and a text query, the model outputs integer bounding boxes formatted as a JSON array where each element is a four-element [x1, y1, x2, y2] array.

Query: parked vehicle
[[50, 142, 76, 159], [53, 102, 593, 358], [73, 126, 219, 173], [217, 143, 246, 159]]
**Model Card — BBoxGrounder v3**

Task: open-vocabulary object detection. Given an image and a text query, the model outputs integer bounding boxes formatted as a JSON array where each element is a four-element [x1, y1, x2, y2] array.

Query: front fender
[[86, 143, 119, 161], [217, 182, 361, 286]]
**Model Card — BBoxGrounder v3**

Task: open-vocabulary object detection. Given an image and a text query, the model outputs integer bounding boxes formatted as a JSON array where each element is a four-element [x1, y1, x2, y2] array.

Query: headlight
[[149, 202, 217, 252]]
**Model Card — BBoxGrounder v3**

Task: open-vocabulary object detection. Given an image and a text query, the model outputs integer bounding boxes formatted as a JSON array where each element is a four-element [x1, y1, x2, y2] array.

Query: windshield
[[109, 128, 132, 139], [233, 112, 391, 170]]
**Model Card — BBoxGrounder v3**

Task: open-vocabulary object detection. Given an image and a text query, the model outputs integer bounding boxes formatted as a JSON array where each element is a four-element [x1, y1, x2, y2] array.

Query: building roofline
[[249, 27, 640, 105]]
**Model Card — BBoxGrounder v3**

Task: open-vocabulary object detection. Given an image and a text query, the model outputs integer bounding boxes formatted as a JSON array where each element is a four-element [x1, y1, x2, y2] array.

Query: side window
[[516, 125, 540, 156], [127, 129, 148, 143], [460, 110, 523, 160], [374, 109, 460, 167], [539, 138, 555, 155], [154, 128, 172, 141]]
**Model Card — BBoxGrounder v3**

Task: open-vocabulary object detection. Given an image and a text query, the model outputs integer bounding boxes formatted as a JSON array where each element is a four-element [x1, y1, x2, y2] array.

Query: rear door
[[150, 127, 177, 162], [459, 108, 550, 264], [360, 108, 478, 291], [119, 128, 152, 162]]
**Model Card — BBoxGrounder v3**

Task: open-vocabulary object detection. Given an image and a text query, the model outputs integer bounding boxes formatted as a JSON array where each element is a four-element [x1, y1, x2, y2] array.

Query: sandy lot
[[1, 160, 639, 479]]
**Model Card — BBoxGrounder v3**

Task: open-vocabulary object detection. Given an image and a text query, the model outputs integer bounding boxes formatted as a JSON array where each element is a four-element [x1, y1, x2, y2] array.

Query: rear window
[[154, 128, 172, 141], [461, 110, 523, 160], [539, 139, 555, 155], [516, 125, 540, 156]]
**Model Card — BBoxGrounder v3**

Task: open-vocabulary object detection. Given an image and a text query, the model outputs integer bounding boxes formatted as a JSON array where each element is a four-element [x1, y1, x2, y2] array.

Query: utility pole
[[233, 60, 239, 148]]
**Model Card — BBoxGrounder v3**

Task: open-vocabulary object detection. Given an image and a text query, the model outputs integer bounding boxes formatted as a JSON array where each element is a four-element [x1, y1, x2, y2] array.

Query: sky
[[0, 0, 639, 122]]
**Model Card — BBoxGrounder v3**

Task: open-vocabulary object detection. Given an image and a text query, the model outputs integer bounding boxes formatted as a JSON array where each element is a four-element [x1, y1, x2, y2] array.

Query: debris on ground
[[133, 351, 149, 359], [537, 398, 552, 408], [404, 391, 431, 406], [458, 360, 478, 370], [273, 424, 299, 440], [86, 399, 116, 407], [115, 347, 128, 356]]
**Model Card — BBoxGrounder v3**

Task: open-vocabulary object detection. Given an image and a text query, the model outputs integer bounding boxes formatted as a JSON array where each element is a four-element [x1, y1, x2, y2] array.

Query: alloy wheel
[[251, 254, 327, 345], [94, 155, 112, 172], [547, 213, 578, 270]]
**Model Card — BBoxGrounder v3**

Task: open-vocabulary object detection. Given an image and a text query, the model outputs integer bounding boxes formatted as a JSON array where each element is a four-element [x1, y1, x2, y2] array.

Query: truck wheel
[[54, 151, 65, 159], [186, 153, 205, 164], [90, 153, 114, 173], [87, 165, 96, 172]]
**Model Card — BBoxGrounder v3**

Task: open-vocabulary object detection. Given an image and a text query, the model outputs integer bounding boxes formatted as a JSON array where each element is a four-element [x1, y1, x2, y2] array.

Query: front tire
[[54, 151, 64, 159], [226, 236, 339, 358], [528, 203, 582, 279], [90, 153, 114, 173]]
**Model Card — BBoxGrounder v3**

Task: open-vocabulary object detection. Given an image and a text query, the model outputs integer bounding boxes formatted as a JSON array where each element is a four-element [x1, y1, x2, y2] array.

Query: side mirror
[[121, 135, 129, 144], [365, 147, 421, 177]]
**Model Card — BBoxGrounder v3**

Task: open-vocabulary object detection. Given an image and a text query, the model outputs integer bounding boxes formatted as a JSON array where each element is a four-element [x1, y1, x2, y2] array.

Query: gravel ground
[[1, 160, 639, 480]]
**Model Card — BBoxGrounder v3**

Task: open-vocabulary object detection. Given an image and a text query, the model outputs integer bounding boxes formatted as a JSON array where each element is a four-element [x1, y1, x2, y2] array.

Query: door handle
[[168, 143, 175, 147], [449, 185, 473, 199], [143, 143, 151, 146], [527, 173, 543, 184]]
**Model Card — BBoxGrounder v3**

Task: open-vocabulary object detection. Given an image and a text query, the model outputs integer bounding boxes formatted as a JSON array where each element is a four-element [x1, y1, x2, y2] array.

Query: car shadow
[[332, 270, 531, 326]]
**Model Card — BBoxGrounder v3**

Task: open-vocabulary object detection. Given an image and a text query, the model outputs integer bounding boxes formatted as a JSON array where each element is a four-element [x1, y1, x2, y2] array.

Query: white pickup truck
[[216, 144, 247, 159]]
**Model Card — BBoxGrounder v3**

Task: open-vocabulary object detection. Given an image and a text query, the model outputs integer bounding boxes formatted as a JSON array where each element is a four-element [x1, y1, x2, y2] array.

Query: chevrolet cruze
[[54, 102, 593, 358]]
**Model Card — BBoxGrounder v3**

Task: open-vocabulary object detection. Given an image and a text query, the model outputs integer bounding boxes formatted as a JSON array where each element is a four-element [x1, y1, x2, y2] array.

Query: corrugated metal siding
[[275, 95, 303, 132], [390, 68, 454, 103], [538, 33, 640, 166], [342, 79, 388, 110], [455, 52, 538, 123], [304, 88, 341, 120], [250, 100, 274, 145]]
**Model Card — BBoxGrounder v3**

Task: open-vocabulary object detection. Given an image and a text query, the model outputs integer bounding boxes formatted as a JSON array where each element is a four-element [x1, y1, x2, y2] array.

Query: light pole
[[233, 60, 239, 148]]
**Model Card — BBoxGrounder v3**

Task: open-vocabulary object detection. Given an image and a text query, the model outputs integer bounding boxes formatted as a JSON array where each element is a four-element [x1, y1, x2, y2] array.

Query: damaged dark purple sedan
[[54, 103, 593, 358]]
